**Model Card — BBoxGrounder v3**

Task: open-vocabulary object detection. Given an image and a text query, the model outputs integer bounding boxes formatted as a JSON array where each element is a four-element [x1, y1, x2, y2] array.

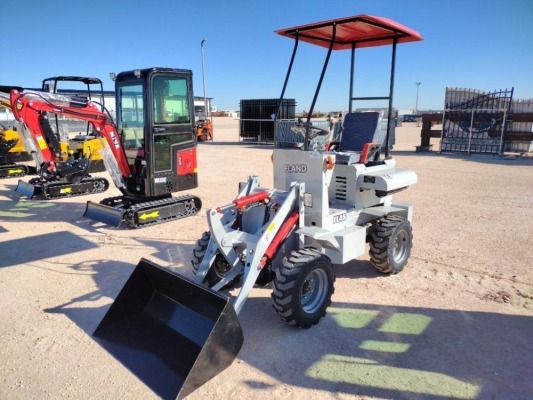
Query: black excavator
[[5, 67, 201, 228]]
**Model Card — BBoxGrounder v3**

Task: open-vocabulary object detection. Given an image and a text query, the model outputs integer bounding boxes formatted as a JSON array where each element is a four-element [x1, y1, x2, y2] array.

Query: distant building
[[194, 97, 214, 120]]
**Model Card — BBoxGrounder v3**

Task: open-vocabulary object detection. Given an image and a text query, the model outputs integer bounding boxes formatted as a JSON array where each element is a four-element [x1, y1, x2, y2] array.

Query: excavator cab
[[84, 68, 201, 228], [114, 68, 198, 197]]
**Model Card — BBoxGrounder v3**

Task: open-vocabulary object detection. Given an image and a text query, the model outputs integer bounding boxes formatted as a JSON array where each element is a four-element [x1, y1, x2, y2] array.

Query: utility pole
[[201, 38, 208, 120], [415, 82, 421, 115]]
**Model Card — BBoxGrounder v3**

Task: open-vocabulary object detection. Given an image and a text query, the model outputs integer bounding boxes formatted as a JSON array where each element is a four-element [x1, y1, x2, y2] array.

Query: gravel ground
[[0, 118, 532, 400]]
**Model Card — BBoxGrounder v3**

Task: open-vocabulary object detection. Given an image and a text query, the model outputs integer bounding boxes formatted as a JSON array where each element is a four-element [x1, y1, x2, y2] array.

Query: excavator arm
[[8, 89, 131, 189]]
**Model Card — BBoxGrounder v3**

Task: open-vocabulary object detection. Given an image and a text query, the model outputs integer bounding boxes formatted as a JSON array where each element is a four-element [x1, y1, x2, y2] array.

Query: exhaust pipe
[[93, 258, 244, 400]]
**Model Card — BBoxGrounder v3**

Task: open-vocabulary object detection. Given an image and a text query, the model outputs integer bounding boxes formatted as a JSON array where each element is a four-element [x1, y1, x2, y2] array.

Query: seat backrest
[[339, 112, 381, 152]]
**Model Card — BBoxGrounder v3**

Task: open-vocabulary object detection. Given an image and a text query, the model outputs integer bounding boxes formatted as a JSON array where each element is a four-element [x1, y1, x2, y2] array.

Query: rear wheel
[[369, 215, 413, 274], [271, 248, 335, 328]]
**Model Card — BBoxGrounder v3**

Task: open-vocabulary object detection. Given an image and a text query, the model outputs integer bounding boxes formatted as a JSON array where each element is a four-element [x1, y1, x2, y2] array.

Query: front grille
[[335, 176, 347, 200]]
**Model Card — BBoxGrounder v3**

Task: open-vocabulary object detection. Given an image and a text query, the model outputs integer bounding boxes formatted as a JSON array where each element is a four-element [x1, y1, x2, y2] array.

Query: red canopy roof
[[275, 14, 423, 49]]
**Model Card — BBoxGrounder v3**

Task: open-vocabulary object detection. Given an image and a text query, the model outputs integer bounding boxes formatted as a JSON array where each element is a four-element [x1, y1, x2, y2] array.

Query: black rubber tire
[[192, 231, 211, 274], [271, 248, 335, 328], [191, 231, 240, 289], [369, 214, 413, 274]]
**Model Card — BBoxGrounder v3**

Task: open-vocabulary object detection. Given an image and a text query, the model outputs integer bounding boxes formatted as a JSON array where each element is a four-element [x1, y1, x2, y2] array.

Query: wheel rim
[[393, 228, 409, 264], [300, 268, 328, 314], [93, 181, 105, 191], [213, 254, 232, 279]]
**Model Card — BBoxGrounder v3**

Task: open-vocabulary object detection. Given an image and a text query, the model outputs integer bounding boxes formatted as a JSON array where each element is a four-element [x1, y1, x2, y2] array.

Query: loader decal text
[[284, 164, 308, 173], [333, 212, 347, 224]]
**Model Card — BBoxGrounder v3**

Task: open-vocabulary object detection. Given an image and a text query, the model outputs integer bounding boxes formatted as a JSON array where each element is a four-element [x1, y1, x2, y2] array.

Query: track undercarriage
[[0, 163, 31, 179], [16, 175, 109, 199], [85, 193, 202, 228]]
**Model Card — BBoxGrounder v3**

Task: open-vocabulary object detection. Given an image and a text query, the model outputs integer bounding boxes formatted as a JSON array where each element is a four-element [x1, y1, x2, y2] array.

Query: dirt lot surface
[[1, 118, 532, 400]]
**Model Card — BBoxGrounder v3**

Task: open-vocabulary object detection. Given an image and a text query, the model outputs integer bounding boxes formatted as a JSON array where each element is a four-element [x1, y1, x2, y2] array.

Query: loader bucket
[[15, 179, 40, 198], [93, 258, 244, 400], [83, 200, 124, 227]]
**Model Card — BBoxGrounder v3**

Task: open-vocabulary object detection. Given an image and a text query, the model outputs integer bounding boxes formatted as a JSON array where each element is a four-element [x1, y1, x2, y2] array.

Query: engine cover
[[357, 168, 417, 196]]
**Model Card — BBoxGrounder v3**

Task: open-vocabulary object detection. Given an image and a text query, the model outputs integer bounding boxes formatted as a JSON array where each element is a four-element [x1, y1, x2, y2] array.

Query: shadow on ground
[[43, 257, 533, 400], [0, 230, 97, 268], [0, 195, 88, 224], [239, 297, 533, 400]]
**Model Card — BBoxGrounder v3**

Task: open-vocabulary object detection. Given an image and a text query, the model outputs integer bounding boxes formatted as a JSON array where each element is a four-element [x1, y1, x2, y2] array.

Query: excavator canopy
[[275, 14, 423, 49]]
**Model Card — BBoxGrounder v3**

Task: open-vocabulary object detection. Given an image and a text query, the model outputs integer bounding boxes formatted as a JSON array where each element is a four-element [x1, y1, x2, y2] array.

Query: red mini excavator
[[5, 89, 111, 199], [6, 67, 201, 228]]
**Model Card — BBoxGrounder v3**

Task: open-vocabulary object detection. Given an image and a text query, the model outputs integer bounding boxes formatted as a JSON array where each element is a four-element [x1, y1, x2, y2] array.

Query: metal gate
[[441, 88, 513, 154]]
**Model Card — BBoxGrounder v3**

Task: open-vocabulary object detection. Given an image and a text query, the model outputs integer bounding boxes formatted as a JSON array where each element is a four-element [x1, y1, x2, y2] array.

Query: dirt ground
[[0, 118, 532, 400]]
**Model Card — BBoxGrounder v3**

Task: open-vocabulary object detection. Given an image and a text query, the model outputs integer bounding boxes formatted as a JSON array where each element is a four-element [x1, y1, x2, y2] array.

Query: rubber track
[[124, 194, 201, 228], [0, 163, 28, 179], [31, 177, 109, 199]]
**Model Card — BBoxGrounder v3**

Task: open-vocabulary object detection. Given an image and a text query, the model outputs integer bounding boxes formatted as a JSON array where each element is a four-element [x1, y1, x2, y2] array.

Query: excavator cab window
[[152, 77, 190, 124], [153, 133, 189, 171], [151, 75, 194, 173], [117, 83, 146, 168]]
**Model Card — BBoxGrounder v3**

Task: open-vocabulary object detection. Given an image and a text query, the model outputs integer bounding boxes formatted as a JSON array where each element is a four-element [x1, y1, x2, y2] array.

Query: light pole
[[415, 82, 421, 115], [201, 38, 208, 120]]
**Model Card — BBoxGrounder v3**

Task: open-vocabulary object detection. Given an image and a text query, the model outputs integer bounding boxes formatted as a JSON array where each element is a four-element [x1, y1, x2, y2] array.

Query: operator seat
[[327, 111, 382, 164], [339, 112, 381, 151]]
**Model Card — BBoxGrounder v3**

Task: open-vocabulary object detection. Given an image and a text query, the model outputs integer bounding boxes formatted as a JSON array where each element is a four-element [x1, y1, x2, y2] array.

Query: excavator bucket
[[83, 200, 124, 227], [93, 258, 244, 400], [15, 179, 40, 198]]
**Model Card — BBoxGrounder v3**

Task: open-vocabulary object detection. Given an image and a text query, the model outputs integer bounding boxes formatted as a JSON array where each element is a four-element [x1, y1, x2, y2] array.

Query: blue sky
[[2, 0, 532, 112]]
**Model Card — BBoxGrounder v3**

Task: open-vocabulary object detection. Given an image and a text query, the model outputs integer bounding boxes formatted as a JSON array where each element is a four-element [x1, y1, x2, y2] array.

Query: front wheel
[[369, 215, 413, 274], [271, 248, 335, 328], [191, 231, 240, 289]]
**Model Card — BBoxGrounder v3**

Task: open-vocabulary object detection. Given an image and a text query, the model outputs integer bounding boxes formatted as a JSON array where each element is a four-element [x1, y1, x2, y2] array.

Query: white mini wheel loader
[[93, 14, 422, 400], [193, 135, 417, 322]]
